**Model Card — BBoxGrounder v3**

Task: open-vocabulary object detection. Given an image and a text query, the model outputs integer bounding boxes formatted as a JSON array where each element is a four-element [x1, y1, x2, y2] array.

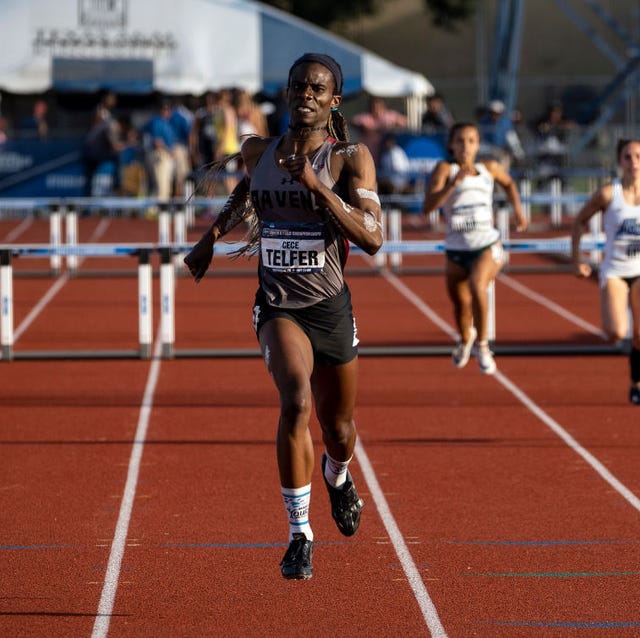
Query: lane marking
[[485, 621, 640, 628], [494, 369, 640, 513], [13, 217, 111, 342], [446, 539, 640, 546], [368, 265, 640, 636], [467, 571, 640, 578], [355, 438, 448, 638], [497, 273, 606, 338], [382, 267, 640, 514], [92, 332, 163, 638], [2, 214, 34, 242]]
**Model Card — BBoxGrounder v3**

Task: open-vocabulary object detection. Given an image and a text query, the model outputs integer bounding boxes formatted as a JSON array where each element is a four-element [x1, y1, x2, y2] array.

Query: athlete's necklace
[[288, 124, 327, 133]]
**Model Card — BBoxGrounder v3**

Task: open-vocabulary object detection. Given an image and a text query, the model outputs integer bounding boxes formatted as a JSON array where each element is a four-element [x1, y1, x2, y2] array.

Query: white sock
[[281, 485, 313, 541], [324, 453, 351, 489]]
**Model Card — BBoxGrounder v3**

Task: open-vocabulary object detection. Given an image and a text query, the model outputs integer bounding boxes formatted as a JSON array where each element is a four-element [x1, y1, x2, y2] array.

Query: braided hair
[[328, 108, 349, 142]]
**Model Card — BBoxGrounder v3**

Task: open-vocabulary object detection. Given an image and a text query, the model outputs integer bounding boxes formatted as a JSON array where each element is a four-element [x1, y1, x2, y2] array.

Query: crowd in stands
[[0, 87, 579, 203], [74, 88, 277, 205]]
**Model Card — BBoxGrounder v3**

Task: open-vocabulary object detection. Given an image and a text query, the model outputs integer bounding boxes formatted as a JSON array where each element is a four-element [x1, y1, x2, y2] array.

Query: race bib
[[261, 222, 326, 273]]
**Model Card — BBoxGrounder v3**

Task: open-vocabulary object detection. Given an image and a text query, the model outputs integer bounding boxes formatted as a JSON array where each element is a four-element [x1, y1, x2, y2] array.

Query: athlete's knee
[[320, 415, 355, 447], [279, 384, 313, 425]]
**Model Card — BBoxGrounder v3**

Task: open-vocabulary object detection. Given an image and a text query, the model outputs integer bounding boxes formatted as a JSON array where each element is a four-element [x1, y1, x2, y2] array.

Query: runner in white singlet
[[572, 138, 640, 405], [423, 122, 527, 375]]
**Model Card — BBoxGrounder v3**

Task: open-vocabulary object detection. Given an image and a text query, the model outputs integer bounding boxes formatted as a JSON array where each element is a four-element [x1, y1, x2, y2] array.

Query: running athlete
[[423, 122, 527, 374], [184, 53, 383, 579], [572, 138, 640, 405]]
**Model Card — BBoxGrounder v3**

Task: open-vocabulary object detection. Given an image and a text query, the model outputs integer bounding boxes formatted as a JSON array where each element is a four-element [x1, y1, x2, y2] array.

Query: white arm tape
[[356, 188, 380, 205]]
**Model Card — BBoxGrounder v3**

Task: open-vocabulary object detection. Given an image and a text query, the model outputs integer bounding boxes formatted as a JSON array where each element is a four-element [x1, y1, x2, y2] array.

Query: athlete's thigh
[[258, 317, 314, 391], [445, 258, 471, 302], [311, 358, 358, 426], [629, 279, 640, 341], [470, 243, 503, 289], [600, 277, 629, 337]]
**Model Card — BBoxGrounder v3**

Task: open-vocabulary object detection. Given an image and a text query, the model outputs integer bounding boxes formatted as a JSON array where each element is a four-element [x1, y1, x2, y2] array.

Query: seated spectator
[[351, 95, 408, 165]]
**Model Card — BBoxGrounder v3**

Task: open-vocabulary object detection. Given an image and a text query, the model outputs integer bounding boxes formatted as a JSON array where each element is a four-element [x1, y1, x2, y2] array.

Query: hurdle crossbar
[[0, 237, 611, 362]]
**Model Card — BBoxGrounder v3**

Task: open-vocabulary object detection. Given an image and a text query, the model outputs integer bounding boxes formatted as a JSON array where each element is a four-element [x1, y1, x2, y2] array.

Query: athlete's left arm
[[287, 142, 383, 255], [486, 160, 528, 232]]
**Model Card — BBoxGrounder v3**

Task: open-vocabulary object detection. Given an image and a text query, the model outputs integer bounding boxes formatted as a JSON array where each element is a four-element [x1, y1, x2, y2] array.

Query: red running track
[[1, 215, 640, 637]]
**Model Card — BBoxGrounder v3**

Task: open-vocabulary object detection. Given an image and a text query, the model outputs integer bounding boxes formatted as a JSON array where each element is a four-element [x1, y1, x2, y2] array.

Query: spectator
[[142, 100, 177, 204], [18, 99, 49, 139], [378, 133, 413, 195], [233, 88, 269, 140], [0, 117, 8, 145], [169, 98, 194, 198], [216, 89, 241, 194], [118, 116, 146, 199], [351, 95, 408, 165], [421, 93, 454, 135], [477, 99, 525, 170], [533, 101, 576, 180], [191, 91, 222, 172], [81, 91, 123, 198]]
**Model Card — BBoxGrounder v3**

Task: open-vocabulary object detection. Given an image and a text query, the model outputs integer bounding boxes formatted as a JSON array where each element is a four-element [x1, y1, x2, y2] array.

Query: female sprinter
[[184, 53, 383, 578], [572, 138, 640, 405], [423, 121, 527, 374]]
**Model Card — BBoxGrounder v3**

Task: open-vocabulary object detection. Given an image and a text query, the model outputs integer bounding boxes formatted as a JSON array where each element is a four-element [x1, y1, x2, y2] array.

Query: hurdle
[[0, 236, 614, 362], [0, 244, 157, 361]]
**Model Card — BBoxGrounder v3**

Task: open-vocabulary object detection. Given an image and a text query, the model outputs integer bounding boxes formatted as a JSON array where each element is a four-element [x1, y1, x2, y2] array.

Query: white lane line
[[369, 267, 640, 636], [383, 268, 639, 510], [14, 275, 69, 340], [355, 439, 448, 637], [498, 272, 606, 338], [381, 270, 458, 341], [13, 218, 111, 341], [2, 215, 34, 242], [494, 370, 640, 513], [92, 333, 163, 638]]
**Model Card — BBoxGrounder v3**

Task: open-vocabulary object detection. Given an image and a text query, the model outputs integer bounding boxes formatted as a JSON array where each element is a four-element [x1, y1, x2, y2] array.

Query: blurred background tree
[[261, 0, 476, 30]]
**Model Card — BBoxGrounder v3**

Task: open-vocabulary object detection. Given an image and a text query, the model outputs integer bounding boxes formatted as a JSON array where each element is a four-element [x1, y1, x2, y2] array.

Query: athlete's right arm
[[184, 176, 253, 282], [571, 184, 611, 279], [422, 161, 453, 215], [184, 137, 272, 282]]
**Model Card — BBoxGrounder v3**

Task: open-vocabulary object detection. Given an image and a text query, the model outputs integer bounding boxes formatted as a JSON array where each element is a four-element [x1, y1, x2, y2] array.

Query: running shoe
[[321, 453, 364, 537], [476, 345, 497, 375], [452, 326, 477, 369], [280, 533, 313, 580], [630, 386, 640, 405]]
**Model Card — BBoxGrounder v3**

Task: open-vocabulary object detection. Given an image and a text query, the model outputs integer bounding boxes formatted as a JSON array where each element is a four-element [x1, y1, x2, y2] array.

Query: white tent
[[0, 0, 433, 124]]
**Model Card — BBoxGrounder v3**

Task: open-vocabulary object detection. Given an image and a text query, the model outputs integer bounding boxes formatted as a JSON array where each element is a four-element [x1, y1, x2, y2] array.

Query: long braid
[[328, 110, 349, 142]]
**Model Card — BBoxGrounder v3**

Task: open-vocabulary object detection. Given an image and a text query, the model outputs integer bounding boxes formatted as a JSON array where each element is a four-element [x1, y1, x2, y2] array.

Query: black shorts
[[446, 242, 502, 272], [622, 276, 640, 289], [252, 286, 359, 366]]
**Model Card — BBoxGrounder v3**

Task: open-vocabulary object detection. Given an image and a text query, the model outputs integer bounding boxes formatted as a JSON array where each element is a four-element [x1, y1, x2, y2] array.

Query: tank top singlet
[[249, 136, 348, 308], [443, 162, 500, 251], [600, 179, 640, 280]]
